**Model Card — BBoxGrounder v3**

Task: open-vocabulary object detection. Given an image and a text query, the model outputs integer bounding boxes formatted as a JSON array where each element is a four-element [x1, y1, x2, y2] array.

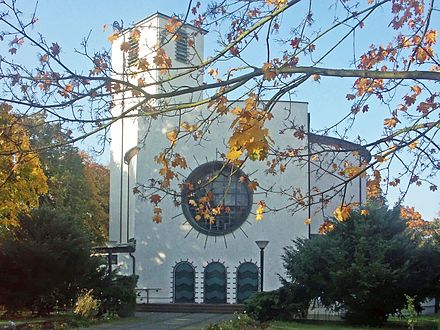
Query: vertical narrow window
[[127, 35, 139, 67], [236, 262, 258, 303], [204, 262, 227, 304], [174, 262, 196, 303], [175, 29, 188, 63]]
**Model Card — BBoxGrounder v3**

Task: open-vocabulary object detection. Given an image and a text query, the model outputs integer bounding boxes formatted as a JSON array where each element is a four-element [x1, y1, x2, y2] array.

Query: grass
[[0, 312, 138, 329], [266, 313, 439, 330]]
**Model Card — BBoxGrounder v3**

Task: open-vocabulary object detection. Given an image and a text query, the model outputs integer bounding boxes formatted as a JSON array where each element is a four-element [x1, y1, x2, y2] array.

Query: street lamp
[[255, 240, 269, 291]]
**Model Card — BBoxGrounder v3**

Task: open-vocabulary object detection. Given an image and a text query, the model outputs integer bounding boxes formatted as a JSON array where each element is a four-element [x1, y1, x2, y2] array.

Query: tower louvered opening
[[175, 29, 189, 63], [127, 36, 139, 67]]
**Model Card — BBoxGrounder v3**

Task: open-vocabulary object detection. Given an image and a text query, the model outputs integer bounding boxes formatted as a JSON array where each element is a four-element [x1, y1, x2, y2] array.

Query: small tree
[[282, 203, 440, 325], [0, 207, 99, 315]]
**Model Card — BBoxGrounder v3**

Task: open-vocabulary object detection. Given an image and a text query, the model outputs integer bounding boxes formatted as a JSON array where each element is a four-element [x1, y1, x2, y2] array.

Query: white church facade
[[108, 13, 369, 305]]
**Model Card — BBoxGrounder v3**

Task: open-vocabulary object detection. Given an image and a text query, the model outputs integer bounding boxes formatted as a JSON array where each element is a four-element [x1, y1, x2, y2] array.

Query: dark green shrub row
[[244, 284, 309, 322]]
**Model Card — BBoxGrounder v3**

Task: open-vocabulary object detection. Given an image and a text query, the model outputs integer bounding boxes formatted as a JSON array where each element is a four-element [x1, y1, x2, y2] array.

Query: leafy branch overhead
[[0, 0, 438, 226]]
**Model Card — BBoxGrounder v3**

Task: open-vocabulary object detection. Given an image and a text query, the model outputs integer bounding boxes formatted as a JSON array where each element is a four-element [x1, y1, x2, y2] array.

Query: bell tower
[[109, 13, 205, 243]]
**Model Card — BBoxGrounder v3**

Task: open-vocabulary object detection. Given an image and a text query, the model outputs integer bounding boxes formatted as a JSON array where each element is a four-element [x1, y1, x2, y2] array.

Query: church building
[[108, 13, 369, 305]]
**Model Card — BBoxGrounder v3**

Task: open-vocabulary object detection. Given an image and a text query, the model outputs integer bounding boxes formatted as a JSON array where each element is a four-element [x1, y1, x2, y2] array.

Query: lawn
[[266, 313, 440, 330], [0, 312, 138, 329]]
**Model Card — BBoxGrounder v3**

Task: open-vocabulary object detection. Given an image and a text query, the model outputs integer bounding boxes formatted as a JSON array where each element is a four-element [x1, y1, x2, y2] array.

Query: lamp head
[[255, 240, 269, 250]]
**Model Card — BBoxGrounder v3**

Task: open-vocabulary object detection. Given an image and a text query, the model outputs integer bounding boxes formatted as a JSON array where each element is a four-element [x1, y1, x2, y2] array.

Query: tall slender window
[[204, 262, 227, 304], [236, 262, 258, 303], [173, 262, 195, 303]]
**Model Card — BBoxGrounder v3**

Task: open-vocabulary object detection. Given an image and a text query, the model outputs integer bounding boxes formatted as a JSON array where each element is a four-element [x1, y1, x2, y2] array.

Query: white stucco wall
[[109, 13, 367, 304]]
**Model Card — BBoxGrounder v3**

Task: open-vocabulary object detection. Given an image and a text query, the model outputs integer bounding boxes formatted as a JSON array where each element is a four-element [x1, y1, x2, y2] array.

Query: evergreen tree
[[282, 203, 440, 325]]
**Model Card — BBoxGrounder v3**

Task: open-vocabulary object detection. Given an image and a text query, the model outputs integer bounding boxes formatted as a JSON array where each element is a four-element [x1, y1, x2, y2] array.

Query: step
[[137, 303, 245, 314]]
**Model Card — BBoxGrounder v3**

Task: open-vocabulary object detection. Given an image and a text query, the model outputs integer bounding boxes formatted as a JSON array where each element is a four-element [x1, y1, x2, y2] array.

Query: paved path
[[85, 312, 235, 330]]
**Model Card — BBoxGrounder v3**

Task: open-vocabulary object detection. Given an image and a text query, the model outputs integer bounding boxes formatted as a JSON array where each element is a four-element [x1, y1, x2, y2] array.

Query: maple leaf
[[59, 83, 74, 98], [226, 148, 243, 162], [171, 154, 187, 169], [208, 67, 219, 79], [384, 117, 400, 128], [312, 74, 320, 82], [425, 30, 437, 46], [9, 48, 17, 55], [50, 42, 61, 57], [411, 85, 422, 95], [153, 213, 162, 223], [120, 41, 131, 52], [131, 29, 141, 41], [165, 17, 183, 33], [39, 54, 49, 64], [334, 205, 351, 222], [107, 32, 119, 43], [180, 122, 197, 132], [166, 129, 178, 144], [304, 218, 312, 225], [255, 201, 266, 221], [262, 63, 276, 81], [137, 58, 149, 70], [153, 47, 172, 73], [290, 37, 300, 48], [149, 194, 161, 205], [360, 209, 369, 216], [248, 180, 259, 191], [266, 0, 287, 7], [408, 140, 419, 150], [346, 94, 356, 101], [319, 220, 334, 234]]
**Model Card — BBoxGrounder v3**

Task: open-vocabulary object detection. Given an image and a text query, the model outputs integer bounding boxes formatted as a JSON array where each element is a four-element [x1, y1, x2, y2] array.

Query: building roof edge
[[309, 133, 371, 162]]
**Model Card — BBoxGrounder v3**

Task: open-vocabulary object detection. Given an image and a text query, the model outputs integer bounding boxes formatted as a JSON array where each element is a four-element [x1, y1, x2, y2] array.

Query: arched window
[[236, 262, 258, 303], [204, 262, 227, 304], [173, 262, 195, 303]]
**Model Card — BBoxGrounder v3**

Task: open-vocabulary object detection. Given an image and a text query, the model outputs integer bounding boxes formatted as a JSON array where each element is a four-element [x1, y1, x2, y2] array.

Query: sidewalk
[[84, 312, 235, 330]]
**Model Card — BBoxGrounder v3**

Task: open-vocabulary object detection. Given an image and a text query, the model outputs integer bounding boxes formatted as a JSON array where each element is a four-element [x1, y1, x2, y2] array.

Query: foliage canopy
[[0, 0, 438, 222]]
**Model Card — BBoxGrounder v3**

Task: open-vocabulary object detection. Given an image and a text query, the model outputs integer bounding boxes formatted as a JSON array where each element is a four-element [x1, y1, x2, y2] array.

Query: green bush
[[244, 284, 309, 322], [0, 207, 99, 315], [91, 274, 138, 317], [281, 203, 440, 325]]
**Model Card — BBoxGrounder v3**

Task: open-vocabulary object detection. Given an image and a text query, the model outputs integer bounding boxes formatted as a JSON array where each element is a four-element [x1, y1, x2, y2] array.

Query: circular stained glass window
[[181, 161, 253, 236]]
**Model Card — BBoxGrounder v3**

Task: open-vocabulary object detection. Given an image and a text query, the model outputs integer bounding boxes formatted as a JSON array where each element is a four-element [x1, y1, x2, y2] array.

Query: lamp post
[[255, 240, 269, 291]]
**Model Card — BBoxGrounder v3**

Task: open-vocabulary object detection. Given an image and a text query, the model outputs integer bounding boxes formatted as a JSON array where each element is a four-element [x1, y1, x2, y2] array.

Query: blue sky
[[9, 0, 439, 219]]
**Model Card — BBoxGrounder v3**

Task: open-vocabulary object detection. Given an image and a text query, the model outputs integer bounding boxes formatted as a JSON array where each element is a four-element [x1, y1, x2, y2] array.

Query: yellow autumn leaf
[[266, 0, 288, 7], [360, 209, 369, 216], [107, 32, 119, 43], [226, 148, 243, 161], [334, 205, 351, 222], [304, 218, 312, 225], [408, 140, 419, 150], [166, 129, 178, 144], [255, 201, 266, 221]]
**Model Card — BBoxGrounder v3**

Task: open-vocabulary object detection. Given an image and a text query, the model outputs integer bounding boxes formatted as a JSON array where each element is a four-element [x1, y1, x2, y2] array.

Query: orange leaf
[[149, 194, 161, 205]]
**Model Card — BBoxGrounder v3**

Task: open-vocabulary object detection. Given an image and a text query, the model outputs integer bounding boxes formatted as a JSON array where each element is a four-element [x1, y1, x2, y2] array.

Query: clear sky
[[8, 0, 440, 220]]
